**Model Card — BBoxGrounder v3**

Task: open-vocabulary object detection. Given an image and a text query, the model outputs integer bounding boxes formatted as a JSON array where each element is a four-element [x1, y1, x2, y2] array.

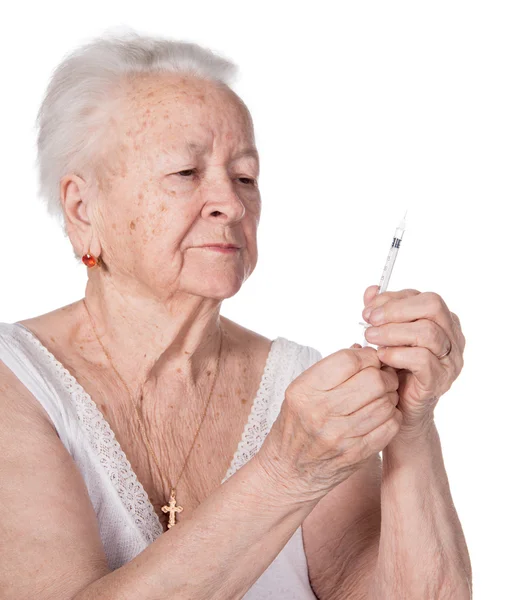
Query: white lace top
[[0, 321, 323, 599]]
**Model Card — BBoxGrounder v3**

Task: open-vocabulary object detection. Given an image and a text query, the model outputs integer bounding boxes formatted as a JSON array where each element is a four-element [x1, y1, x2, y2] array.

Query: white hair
[[34, 26, 240, 246]]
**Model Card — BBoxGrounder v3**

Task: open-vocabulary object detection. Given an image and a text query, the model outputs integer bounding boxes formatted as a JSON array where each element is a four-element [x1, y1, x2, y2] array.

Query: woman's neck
[[81, 273, 227, 394]]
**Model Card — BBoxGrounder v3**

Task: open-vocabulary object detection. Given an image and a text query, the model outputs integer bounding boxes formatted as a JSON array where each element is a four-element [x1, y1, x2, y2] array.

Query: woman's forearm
[[367, 423, 472, 600], [74, 454, 318, 600]]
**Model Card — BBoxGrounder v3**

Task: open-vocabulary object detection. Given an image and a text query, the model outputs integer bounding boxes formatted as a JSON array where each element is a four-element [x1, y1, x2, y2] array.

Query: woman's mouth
[[200, 246, 240, 254]]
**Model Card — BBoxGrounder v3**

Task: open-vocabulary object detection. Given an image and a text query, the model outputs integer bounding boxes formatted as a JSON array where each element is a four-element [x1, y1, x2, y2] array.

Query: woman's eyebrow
[[186, 142, 259, 165], [233, 147, 260, 167]]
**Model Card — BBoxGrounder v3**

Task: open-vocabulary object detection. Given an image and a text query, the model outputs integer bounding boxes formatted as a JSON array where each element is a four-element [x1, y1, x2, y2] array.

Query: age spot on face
[[129, 220, 136, 230]]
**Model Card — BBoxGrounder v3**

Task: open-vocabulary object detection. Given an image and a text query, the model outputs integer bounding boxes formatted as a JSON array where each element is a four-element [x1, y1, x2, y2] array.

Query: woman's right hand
[[256, 344, 403, 503]]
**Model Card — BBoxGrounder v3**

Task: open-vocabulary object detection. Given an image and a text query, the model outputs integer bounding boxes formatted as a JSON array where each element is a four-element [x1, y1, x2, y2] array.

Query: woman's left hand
[[359, 285, 466, 439]]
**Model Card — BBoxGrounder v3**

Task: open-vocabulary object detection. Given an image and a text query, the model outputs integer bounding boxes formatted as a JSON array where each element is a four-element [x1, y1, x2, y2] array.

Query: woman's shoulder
[[13, 300, 81, 348], [0, 328, 60, 433], [222, 316, 322, 370], [0, 302, 83, 419]]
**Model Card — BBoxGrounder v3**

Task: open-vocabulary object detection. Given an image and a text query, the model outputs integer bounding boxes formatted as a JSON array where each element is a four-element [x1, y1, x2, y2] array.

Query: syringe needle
[[359, 210, 408, 347]]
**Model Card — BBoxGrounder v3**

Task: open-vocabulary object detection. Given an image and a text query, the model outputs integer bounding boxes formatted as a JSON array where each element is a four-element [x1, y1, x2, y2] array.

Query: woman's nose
[[202, 179, 246, 222]]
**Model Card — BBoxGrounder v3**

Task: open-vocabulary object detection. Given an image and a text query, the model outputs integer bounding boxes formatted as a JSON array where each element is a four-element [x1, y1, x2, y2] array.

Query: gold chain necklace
[[82, 298, 223, 529]]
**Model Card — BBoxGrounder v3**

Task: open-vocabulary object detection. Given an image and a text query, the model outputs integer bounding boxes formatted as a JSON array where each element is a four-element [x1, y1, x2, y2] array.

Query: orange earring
[[82, 253, 100, 268]]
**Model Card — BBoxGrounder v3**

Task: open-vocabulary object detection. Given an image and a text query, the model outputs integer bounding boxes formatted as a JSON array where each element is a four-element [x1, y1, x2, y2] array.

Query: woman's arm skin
[[75, 454, 318, 600], [0, 364, 320, 600], [364, 423, 472, 600]]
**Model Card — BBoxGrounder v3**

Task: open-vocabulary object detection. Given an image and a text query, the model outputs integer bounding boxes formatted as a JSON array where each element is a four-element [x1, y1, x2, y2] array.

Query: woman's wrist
[[252, 445, 324, 510]]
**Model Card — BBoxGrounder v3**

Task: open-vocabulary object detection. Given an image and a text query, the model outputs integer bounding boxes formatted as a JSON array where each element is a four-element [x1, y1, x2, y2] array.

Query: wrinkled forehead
[[115, 73, 254, 153]]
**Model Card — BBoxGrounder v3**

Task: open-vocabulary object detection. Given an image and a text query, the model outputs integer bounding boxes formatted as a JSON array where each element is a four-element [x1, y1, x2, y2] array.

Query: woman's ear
[[60, 173, 101, 259], [60, 173, 90, 232]]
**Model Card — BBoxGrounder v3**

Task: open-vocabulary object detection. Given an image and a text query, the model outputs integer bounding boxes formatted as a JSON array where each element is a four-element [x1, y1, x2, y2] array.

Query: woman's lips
[[200, 246, 240, 254]]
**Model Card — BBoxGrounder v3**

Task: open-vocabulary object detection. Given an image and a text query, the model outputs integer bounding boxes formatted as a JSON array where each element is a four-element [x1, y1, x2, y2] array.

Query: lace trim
[[221, 339, 302, 484], [12, 323, 163, 544], [11, 323, 292, 545]]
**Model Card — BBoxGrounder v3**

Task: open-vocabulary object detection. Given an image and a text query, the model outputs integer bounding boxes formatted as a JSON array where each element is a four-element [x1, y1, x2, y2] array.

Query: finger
[[362, 288, 421, 321], [376, 345, 443, 390], [298, 346, 382, 394], [450, 312, 466, 353], [331, 364, 399, 415], [363, 285, 380, 307], [365, 318, 451, 359], [450, 311, 461, 327], [379, 365, 399, 390], [342, 392, 400, 438], [365, 292, 455, 350], [380, 365, 399, 389], [361, 410, 403, 455]]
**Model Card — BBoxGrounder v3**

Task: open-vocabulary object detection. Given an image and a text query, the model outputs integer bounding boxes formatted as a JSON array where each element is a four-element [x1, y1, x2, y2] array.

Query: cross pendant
[[161, 489, 183, 528]]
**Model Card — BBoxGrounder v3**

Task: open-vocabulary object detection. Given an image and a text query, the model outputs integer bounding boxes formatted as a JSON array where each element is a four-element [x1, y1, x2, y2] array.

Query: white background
[[0, 1, 510, 597]]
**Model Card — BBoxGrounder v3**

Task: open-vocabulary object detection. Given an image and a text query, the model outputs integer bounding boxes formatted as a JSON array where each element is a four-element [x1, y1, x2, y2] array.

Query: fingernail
[[363, 307, 372, 320]]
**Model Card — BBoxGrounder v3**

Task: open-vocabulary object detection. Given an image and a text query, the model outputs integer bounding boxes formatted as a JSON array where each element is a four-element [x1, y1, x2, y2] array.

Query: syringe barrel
[[394, 226, 406, 240]]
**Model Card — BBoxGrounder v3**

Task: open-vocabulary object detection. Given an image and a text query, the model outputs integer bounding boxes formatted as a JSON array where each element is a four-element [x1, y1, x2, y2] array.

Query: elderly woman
[[0, 31, 471, 600]]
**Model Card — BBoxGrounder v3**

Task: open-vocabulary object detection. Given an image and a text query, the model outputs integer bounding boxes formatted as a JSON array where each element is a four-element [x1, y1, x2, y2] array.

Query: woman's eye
[[174, 170, 256, 186], [177, 169, 197, 177], [238, 177, 257, 186]]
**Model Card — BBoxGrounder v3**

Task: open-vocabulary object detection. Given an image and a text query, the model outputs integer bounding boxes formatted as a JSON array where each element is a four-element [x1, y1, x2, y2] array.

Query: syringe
[[359, 210, 408, 348]]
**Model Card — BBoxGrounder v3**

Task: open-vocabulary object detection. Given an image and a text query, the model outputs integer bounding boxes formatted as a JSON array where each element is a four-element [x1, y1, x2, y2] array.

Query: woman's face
[[88, 73, 261, 302]]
